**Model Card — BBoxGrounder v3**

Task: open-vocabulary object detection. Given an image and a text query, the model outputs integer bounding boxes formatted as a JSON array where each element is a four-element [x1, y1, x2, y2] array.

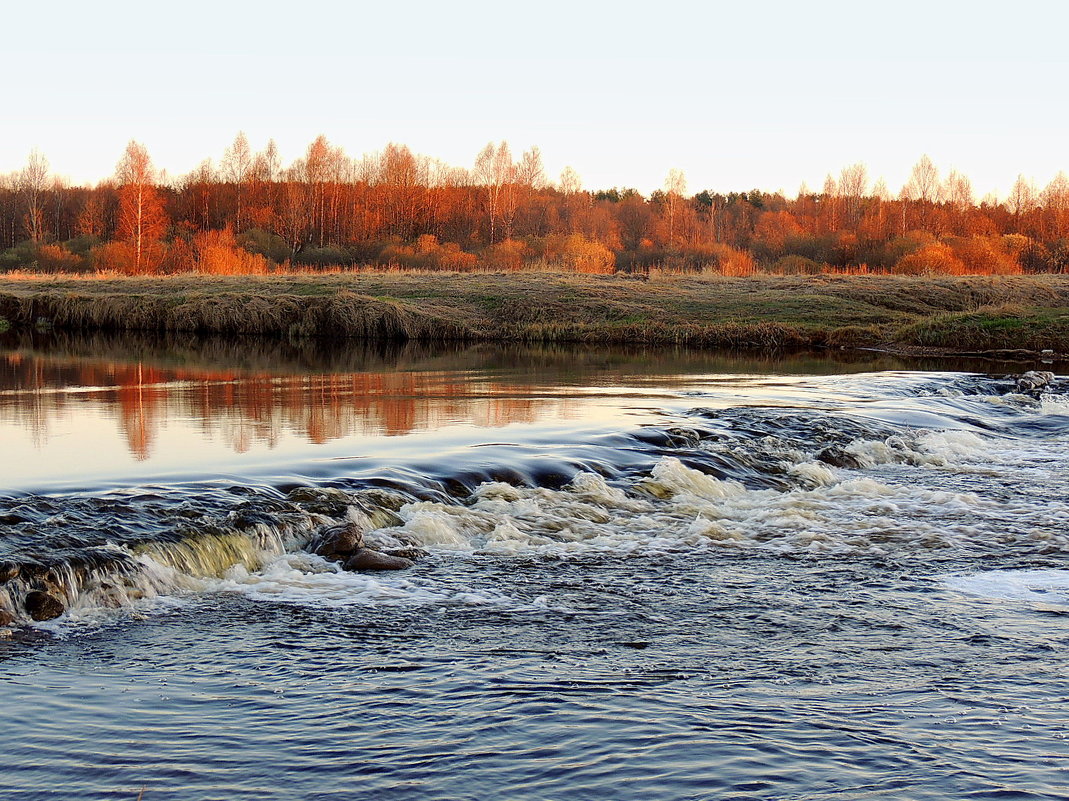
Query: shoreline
[[1, 272, 1067, 362]]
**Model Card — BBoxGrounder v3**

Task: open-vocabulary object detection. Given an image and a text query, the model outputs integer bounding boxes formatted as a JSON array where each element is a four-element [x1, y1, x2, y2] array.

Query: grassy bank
[[1, 272, 1067, 354]]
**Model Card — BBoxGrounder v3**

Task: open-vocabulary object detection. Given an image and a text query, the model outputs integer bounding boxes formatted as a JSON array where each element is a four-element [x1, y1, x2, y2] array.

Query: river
[[1, 331, 1067, 800]]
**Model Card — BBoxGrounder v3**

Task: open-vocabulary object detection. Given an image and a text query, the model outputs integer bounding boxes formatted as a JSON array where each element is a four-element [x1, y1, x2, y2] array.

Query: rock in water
[[816, 445, 862, 469], [385, 547, 429, 560], [0, 608, 15, 627], [1016, 370, 1055, 392], [309, 521, 365, 563], [24, 591, 64, 621], [344, 548, 414, 572]]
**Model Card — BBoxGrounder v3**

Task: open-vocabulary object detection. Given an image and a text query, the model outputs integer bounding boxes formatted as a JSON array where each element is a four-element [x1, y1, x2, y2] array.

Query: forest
[[2, 135, 1068, 277]]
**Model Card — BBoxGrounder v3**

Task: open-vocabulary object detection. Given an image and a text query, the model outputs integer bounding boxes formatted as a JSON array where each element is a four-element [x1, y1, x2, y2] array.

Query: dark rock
[[384, 547, 428, 560], [816, 446, 862, 470], [343, 548, 413, 572], [309, 521, 365, 563], [287, 487, 353, 517], [24, 591, 64, 621], [0, 608, 15, 627], [0, 561, 19, 583]]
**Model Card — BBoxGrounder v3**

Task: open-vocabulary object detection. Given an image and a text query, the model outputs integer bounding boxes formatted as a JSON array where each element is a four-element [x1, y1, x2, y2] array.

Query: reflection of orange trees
[[115, 364, 161, 460], [0, 355, 576, 459]]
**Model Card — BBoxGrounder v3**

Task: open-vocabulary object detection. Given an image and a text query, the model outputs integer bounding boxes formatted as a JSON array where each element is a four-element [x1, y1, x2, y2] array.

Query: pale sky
[[3, 0, 1067, 200]]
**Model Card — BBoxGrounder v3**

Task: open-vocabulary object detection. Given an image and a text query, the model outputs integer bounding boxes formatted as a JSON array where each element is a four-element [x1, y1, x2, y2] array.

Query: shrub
[[194, 229, 270, 274], [893, 242, 965, 275], [767, 254, 823, 275]]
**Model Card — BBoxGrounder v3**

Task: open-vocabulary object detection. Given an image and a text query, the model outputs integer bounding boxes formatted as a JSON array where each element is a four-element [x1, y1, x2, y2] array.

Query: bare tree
[[1006, 174, 1038, 227], [1041, 172, 1069, 238], [475, 141, 515, 243], [17, 149, 49, 243], [903, 155, 940, 203], [222, 132, 253, 230], [838, 162, 868, 226], [559, 166, 581, 195], [664, 168, 687, 245], [517, 146, 546, 188]]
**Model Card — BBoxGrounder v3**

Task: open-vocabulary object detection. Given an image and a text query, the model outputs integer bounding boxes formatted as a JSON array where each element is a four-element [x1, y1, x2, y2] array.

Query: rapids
[[1, 333, 1067, 799]]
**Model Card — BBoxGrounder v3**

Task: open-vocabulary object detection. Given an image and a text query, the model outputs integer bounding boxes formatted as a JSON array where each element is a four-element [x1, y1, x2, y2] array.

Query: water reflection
[[0, 329, 1045, 485]]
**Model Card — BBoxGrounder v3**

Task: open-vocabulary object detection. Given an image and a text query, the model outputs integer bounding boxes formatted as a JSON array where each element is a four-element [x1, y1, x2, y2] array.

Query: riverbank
[[1, 272, 1067, 356]]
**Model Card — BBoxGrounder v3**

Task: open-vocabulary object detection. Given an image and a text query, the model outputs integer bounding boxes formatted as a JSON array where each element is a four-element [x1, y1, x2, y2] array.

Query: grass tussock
[[0, 272, 1068, 352], [894, 304, 1069, 352]]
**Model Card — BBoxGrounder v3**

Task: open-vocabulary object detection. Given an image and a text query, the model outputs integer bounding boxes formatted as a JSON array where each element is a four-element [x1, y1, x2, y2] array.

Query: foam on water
[[944, 569, 1069, 607], [204, 553, 522, 609]]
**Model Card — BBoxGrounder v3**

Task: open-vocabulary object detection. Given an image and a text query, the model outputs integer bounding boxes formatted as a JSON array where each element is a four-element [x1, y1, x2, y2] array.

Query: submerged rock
[[384, 547, 429, 560], [308, 521, 366, 563], [816, 445, 863, 470], [343, 548, 414, 572], [287, 487, 354, 517], [24, 591, 64, 621]]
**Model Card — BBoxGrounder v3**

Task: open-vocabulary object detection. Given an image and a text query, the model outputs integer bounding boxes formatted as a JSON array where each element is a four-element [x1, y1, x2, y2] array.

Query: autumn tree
[[114, 141, 167, 273]]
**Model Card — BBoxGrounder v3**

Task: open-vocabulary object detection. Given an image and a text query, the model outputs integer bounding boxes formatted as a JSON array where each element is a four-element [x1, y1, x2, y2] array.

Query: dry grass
[[1, 271, 1068, 352]]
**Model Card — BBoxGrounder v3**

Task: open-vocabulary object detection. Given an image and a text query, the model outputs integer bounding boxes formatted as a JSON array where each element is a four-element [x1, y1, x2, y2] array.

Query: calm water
[[1, 331, 1068, 800]]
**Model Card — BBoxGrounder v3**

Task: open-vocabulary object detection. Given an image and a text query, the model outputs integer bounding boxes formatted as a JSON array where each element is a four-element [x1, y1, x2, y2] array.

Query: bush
[[893, 243, 965, 275], [767, 254, 823, 275], [296, 245, 353, 269], [0, 241, 40, 271], [35, 244, 86, 272], [238, 228, 289, 264], [194, 229, 270, 274], [535, 234, 615, 273]]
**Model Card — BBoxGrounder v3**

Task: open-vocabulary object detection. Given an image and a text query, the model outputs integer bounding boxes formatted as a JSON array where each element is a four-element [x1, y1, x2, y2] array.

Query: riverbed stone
[[1016, 370, 1055, 392], [24, 591, 64, 621], [0, 561, 19, 583], [343, 548, 413, 572], [384, 547, 428, 560], [309, 521, 365, 563], [287, 487, 354, 517], [816, 445, 862, 469]]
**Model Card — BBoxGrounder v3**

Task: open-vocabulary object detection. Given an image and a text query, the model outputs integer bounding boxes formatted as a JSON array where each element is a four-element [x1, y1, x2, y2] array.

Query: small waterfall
[[0, 511, 335, 626]]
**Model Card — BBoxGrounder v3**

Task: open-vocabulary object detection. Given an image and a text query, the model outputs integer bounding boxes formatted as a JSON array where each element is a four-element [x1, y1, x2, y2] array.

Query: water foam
[[944, 569, 1069, 607]]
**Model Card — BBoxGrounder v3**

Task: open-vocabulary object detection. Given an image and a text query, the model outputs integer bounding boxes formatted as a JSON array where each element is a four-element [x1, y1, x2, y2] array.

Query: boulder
[[816, 445, 862, 470], [384, 547, 428, 560], [309, 521, 365, 563], [287, 487, 354, 517], [0, 561, 19, 583], [1016, 370, 1055, 393], [24, 591, 64, 621], [343, 548, 413, 572]]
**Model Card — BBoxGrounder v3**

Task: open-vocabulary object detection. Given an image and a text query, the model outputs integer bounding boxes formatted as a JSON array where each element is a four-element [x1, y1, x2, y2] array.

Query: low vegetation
[[0, 272, 1066, 354]]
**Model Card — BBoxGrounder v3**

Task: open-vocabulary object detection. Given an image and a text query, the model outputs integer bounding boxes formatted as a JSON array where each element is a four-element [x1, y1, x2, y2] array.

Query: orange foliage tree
[[112, 142, 167, 274]]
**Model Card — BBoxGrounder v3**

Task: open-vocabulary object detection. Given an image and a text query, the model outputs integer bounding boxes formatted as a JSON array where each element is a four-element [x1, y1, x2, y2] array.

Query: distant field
[[1, 272, 1068, 355]]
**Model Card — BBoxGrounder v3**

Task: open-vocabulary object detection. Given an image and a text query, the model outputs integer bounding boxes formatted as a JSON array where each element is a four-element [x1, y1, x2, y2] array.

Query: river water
[[1, 332, 1068, 800]]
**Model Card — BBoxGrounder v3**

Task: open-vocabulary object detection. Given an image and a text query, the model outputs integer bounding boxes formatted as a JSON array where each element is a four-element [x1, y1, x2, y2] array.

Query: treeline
[[2, 136, 1068, 276]]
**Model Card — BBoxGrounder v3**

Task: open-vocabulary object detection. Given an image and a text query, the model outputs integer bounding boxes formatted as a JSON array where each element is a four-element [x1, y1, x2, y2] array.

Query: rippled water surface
[[2, 332, 1068, 800]]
